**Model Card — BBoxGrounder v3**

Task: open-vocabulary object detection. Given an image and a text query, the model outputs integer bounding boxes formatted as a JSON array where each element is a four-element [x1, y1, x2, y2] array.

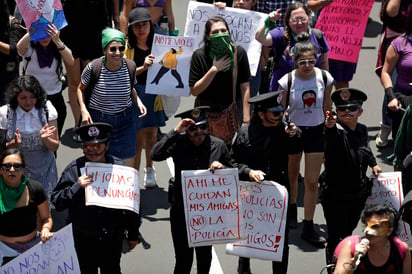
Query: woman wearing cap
[[0, 148, 53, 266], [277, 36, 334, 246], [120, 0, 175, 36], [0, 75, 59, 200], [125, 8, 167, 188], [333, 204, 410, 274], [77, 28, 147, 167]]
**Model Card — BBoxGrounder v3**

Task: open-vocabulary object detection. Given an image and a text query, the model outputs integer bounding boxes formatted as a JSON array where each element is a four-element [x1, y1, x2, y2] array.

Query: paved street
[[54, 1, 397, 273]]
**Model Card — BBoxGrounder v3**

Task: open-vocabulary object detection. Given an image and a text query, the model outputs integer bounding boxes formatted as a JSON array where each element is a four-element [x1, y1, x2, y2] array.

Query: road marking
[[165, 157, 224, 274]]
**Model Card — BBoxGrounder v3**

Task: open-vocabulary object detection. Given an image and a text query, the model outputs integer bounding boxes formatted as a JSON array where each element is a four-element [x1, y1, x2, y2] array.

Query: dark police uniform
[[51, 123, 141, 274], [321, 89, 378, 266], [150, 107, 234, 274], [230, 91, 295, 274]]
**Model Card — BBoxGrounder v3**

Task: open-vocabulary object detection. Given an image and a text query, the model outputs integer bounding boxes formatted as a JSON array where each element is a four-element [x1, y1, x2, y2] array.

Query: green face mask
[[209, 32, 234, 72]]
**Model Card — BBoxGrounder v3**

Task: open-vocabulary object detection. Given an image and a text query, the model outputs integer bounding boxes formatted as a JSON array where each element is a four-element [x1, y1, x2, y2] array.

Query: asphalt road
[[54, 0, 396, 273]]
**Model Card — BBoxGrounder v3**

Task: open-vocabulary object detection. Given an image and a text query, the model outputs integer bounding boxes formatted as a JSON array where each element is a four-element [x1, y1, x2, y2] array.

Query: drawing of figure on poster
[[17, 0, 67, 41], [151, 47, 184, 88]]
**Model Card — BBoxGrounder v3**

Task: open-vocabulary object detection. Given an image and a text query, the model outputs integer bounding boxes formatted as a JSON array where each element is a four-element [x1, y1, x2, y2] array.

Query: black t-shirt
[[189, 46, 250, 110], [134, 47, 151, 85]]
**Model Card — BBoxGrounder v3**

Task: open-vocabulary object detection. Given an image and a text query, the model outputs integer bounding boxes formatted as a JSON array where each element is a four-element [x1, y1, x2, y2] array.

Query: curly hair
[[6, 75, 47, 110], [283, 2, 311, 42], [361, 204, 400, 237]]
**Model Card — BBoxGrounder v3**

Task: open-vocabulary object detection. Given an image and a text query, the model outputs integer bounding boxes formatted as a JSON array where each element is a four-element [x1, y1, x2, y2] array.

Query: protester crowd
[[1, 0, 412, 273]]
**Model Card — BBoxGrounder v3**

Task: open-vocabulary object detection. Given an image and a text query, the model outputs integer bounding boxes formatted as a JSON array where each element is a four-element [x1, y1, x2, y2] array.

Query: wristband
[[384, 87, 395, 101], [57, 44, 66, 51], [264, 17, 277, 35]]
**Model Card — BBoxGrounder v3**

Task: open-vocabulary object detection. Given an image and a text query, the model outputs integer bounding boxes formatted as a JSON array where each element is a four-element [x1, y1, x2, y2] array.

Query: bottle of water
[[159, 15, 169, 35]]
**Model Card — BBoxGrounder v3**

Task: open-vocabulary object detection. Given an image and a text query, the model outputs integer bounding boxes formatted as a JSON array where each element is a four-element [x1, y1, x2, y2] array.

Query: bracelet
[[384, 87, 395, 101], [264, 16, 277, 35], [57, 44, 66, 51]]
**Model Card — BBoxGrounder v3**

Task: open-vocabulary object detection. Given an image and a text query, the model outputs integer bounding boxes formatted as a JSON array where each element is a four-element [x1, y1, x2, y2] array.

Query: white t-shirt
[[22, 47, 62, 95], [278, 67, 334, 127], [0, 101, 58, 132]]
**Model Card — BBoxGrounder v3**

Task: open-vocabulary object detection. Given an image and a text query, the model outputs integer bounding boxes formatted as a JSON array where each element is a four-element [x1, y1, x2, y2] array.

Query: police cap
[[174, 106, 211, 125], [332, 88, 367, 107], [73, 122, 113, 143], [248, 91, 285, 112]]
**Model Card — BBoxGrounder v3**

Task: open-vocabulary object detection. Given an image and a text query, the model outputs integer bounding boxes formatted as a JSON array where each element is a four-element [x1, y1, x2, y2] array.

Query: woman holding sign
[[125, 8, 167, 188], [0, 148, 53, 266]]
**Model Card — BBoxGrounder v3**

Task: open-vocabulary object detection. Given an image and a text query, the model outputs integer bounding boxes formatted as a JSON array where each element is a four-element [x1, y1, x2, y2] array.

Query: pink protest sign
[[182, 168, 244, 247], [16, 0, 67, 42], [315, 0, 374, 63]]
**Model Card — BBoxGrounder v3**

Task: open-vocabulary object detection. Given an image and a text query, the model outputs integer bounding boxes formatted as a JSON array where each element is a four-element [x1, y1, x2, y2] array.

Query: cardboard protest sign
[[146, 34, 193, 97], [16, 0, 67, 42], [184, 1, 266, 76], [315, 0, 374, 63], [182, 168, 244, 247], [226, 181, 288, 261], [85, 163, 140, 214], [0, 224, 80, 273], [365, 172, 412, 244]]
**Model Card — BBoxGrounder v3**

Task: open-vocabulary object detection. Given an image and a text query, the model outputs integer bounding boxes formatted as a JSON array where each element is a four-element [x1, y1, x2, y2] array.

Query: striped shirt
[[81, 60, 134, 114]]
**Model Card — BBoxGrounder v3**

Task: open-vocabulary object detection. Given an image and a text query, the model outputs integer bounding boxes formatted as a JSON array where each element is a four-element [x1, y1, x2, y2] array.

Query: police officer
[[150, 106, 234, 274], [51, 122, 141, 274], [230, 91, 298, 274], [322, 88, 382, 269]]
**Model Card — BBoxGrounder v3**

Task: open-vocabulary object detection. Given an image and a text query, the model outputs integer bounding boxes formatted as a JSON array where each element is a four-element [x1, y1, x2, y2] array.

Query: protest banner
[[146, 34, 194, 97], [315, 0, 374, 63], [16, 0, 67, 42], [365, 172, 412, 244], [0, 224, 80, 273], [226, 181, 288, 261], [85, 162, 140, 214], [184, 1, 266, 76], [182, 168, 243, 247]]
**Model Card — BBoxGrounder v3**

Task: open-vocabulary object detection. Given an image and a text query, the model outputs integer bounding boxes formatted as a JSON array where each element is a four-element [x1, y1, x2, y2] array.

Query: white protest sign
[[85, 163, 140, 214], [0, 224, 80, 273], [146, 34, 194, 97], [184, 1, 266, 76], [365, 172, 412, 244], [182, 168, 244, 247], [226, 181, 288, 261]]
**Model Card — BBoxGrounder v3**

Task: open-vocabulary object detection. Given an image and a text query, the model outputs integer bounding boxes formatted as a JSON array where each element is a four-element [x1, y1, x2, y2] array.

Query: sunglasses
[[109, 46, 125, 53], [188, 124, 208, 132], [1, 163, 24, 171], [271, 111, 283, 117], [336, 105, 360, 112], [297, 59, 316, 66], [83, 143, 104, 150]]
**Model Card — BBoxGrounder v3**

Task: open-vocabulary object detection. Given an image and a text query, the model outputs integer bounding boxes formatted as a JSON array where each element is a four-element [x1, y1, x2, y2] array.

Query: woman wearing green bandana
[[189, 16, 251, 131], [0, 148, 53, 266]]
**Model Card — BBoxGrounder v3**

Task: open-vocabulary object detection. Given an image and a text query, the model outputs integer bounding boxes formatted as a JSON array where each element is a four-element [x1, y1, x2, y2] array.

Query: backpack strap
[[321, 69, 328, 88], [393, 236, 408, 260], [124, 58, 137, 93], [285, 71, 292, 108]]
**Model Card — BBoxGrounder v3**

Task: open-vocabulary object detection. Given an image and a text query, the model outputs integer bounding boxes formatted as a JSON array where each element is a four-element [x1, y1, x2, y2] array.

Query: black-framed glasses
[[109, 46, 125, 53], [1, 163, 24, 171], [297, 59, 316, 66], [336, 105, 360, 112], [188, 124, 208, 132]]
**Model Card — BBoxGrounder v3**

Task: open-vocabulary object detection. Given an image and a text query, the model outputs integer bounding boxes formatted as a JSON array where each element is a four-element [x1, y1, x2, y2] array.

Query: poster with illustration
[[146, 34, 194, 97], [0, 224, 80, 273], [16, 0, 67, 42]]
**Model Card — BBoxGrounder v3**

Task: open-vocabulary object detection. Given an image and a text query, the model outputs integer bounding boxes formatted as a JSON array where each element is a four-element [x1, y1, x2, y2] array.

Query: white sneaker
[[144, 167, 157, 188]]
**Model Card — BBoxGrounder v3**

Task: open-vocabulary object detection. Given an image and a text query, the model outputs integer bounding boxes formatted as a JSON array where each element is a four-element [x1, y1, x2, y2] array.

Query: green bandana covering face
[[0, 176, 27, 215], [209, 32, 234, 72], [102, 28, 126, 50]]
